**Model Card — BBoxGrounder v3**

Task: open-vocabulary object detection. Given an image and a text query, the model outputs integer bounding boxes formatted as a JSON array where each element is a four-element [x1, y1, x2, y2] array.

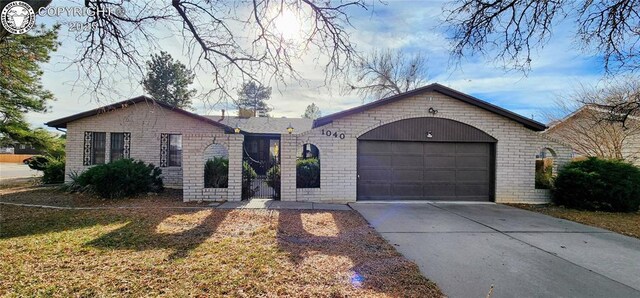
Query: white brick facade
[[61, 88, 572, 204], [280, 91, 572, 203], [64, 102, 240, 202]]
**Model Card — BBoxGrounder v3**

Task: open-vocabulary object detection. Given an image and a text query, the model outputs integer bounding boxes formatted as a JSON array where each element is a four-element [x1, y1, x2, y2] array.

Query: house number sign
[[321, 129, 345, 139]]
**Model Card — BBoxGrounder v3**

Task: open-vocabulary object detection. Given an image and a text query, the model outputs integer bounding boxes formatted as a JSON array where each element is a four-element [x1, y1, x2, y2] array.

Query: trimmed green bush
[[42, 157, 65, 184], [74, 159, 163, 199], [296, 158, 320, 188], [204, 157, 228, 188], [265, 165, 280, 197], [553, 157, 640, 212], [25, 155, 50, 171], [535, 160, 553, 189], [242, 161, 257, 199]]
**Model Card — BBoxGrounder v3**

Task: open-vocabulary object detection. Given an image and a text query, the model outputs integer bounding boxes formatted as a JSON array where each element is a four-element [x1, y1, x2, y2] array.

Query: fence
[[0, 154, 33, 163]]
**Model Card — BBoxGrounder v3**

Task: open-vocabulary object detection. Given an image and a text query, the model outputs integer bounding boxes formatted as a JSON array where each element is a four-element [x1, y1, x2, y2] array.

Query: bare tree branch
[[347, 49, 428, 102], [445, 0, 640, 73], [18, 0, 371, 105]]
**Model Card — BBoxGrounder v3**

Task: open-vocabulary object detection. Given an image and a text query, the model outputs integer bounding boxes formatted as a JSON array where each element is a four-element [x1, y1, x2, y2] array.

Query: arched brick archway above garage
[[357, 117, 496, 201], [359, 117, 497, 143]]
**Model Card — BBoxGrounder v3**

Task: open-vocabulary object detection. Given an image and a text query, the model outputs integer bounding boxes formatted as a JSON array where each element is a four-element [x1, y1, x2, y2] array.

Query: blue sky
[[27, 0, 608, 130]]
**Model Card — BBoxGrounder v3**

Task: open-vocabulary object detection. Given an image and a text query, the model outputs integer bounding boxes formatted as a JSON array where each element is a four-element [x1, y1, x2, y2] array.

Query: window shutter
[[160, 133, 168, 167], [123, 132, 131, 158], [83, 131, 92, 166]]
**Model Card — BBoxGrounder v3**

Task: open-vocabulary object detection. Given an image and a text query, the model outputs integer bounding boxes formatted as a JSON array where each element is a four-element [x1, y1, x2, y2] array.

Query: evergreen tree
[[0, 24, 60, 149], [302, 103, 321, 119], [142, 51, 196, 109], [236, 81, 272, 117]]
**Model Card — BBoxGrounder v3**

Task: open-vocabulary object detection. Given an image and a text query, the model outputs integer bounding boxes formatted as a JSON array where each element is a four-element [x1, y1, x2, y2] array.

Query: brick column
[[280, 134, 297, 201], [226, 134, 244, 201]]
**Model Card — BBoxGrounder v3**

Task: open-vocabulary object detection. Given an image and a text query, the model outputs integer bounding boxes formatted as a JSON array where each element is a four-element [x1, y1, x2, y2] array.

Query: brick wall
[[182, 133, 243, 202], [280, 91, 572, 203], [65, 102, 230, 189]]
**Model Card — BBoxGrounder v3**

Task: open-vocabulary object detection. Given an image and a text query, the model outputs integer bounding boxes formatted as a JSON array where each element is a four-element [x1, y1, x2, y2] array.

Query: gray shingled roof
[[202, 115, 314, 134]]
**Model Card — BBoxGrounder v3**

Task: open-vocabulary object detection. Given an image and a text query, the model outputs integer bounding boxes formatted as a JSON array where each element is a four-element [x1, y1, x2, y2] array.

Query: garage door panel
[[456, 156, 489, 168], [423, 183, 457, 196], [359, 169, 390, 181], [423, 170, 456, 182], [393, 169, 423, 181], [359, 141, 392, 153], [457, 170, 490, 182], [425, 156, 456, 168], [359, 183, 390, 196], [424, 143, 456, 155], [358, 155, 392, 167], [393, 142, 423, 154], [358, 140, 493, 201], [392, 184, 423, 196], [394, 155, 424, 167]]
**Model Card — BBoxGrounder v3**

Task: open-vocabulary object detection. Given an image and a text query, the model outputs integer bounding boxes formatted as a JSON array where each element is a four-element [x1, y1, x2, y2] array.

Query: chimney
[[219, 109, 225, 122]]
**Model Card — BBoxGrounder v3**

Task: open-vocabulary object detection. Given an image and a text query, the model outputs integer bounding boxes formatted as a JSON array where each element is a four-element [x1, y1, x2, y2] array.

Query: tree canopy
[[302, 103, 321, 119], [236, 81, 272, 117], [0, 24, 60, 149], [142, 51, 196, 110]]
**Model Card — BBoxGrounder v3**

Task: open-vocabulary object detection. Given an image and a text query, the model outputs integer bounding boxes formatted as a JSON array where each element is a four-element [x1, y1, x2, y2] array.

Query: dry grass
[[0, 189, 442, 297], [0, 187, 205, 208], [509, 204, 640, 239]]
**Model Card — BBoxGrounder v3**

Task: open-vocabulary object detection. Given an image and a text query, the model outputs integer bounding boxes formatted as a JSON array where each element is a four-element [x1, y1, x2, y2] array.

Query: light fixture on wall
[[426, 131, 433, 138], [286, 123, 294, 134], [428, 107, 438, 115], [234, 123, 241, 134]]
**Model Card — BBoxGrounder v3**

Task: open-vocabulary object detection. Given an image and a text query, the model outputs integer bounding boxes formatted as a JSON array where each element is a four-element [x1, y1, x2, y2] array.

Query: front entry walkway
[[216, 199, 351, 211], [351, 202, 640, 298]]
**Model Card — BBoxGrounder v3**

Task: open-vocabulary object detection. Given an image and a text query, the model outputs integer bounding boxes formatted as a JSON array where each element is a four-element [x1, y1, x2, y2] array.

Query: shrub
[[204, 157, 228, 188], [25, 155, 50, 171], [296, 158, 320, 188], [535, 159, 553, 189], [265, 165, 281, 197], [42, 157, 65, 184], [242, 161, 257, 199], [74, 159, 163, 199], [553, 157, 640, 212]]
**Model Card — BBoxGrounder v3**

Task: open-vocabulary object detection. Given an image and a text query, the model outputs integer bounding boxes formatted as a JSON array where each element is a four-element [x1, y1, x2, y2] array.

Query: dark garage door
[[357, 141, 494, 201]]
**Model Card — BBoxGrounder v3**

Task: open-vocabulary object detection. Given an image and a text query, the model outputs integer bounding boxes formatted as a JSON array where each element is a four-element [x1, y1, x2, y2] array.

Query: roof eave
[[45, 96, 235, 132]]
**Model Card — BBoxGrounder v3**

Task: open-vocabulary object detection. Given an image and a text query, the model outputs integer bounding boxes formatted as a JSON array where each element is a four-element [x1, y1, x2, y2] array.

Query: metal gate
[[242, 136, 280, 200]]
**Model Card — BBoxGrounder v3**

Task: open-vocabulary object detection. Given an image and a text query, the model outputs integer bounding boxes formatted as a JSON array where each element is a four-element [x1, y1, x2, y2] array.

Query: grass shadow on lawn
[[85, 209, 229, 260], [276, 210, 440, 296], [0, 206, 125, 240]]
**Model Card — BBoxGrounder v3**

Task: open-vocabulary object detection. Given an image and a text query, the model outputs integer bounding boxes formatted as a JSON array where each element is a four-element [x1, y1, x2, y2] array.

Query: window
[[169, 134, 182, 166], [110, 132, 131, 162], [91, 132, 106, 164]]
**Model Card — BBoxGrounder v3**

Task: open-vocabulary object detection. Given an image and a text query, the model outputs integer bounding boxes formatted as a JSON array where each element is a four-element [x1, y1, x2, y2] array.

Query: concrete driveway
[[351, 203, 640, 298], [0, 163, 41, 181]]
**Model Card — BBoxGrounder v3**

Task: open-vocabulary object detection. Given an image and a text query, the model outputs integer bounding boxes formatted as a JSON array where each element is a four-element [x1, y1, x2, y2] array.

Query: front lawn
[[509, 204, 640, 239], [0, 189, 441, 297]]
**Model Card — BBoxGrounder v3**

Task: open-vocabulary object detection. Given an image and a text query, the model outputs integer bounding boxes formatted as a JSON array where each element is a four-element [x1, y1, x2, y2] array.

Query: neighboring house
[[0, 146, 14, 154], [46, 83, 571, 203], [544, 105, 640, 165], [0, 143, 41, 155]]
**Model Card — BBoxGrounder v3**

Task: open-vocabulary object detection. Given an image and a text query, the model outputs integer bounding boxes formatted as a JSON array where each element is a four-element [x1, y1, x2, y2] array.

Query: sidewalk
[[214, 199, 352, 211]]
